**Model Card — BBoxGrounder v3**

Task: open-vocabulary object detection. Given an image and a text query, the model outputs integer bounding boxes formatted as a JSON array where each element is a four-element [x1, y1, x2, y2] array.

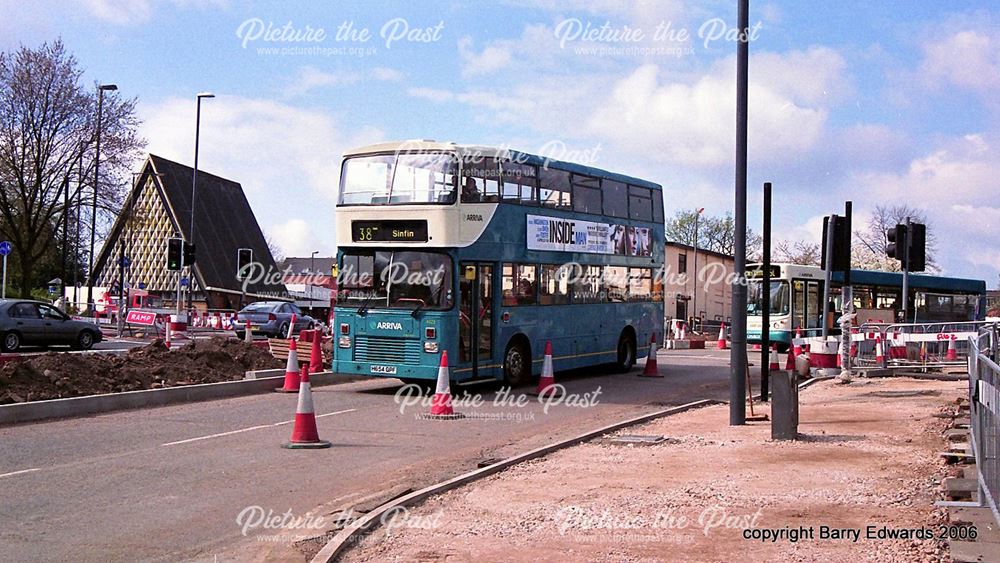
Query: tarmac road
[[0, 348, 756, 562]]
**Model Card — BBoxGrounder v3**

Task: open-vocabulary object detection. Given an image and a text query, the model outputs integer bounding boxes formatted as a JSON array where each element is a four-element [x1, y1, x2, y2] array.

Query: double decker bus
[[746, 263, 987, 349], [332, 141, 664, 386]]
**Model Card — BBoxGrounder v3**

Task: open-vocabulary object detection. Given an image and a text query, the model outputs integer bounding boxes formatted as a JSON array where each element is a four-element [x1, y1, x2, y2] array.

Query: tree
[[773, 240, 821, 266], [854, 204, 938, 273], [0, 40, 144, 297], [665, 209, 761, 260]]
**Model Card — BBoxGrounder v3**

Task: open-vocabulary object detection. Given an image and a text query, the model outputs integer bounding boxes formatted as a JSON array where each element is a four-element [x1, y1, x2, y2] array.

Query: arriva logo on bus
[[376, 321, 403, 330]]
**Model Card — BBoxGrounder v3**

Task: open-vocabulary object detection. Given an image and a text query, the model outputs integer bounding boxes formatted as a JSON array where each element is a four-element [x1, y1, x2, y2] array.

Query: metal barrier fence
[[852, 321, 993, 370], [968, 323, 1000, 527]]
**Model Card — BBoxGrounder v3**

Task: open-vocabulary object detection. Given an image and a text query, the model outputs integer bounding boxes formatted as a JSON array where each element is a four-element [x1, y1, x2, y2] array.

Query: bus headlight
[[338, 336, 352, 348], [423, 341, 439, 353]]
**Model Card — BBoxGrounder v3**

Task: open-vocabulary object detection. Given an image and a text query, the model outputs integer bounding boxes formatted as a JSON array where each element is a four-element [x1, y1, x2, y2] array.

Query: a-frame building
[[93, 154, 287, 311]]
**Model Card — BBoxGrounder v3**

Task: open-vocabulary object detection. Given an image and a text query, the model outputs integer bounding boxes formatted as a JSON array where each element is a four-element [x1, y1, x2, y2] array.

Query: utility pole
[[902, 216, 911, 323], [761, 183, 772, 401], [88, 83, 117, 315], [692, 207, 704, 331], [730, 0, 749, 426]]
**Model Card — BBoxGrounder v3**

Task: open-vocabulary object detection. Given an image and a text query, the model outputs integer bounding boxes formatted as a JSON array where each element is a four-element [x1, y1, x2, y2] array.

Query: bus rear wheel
[[503, 340, 530, 387], [616, 332, 636, 373]]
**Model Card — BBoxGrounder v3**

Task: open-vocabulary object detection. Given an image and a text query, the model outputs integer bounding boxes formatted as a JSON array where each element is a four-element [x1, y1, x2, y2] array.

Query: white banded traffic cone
[[946, 337, 958, 361], [792, 328, 803, 357], [532, 341, 562, 395], [639, 333, 663, 378], [768, 345, 780, 371], [286, 314, 297, 339], [244, 320, 253, 343], [282, 364, 331, 449], [164, 322, 172, 350], [423, 351, 463, 420], [875, 335, 885, 365], [717, 324, 727, 350], [275, 338, 301, 393]]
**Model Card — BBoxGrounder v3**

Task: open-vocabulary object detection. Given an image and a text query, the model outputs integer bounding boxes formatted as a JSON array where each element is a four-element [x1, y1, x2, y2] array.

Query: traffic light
[[166, 238, 183, 271], [822, 215, 851, 272], [183, 241, 196, 266], [907, 222, 926, 272], [236, 248, 253, 281], [886, 224, 908, 265]]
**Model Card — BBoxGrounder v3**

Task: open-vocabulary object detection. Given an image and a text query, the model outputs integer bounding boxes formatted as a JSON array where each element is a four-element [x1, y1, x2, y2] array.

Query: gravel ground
[[341, 377, 959, 563]]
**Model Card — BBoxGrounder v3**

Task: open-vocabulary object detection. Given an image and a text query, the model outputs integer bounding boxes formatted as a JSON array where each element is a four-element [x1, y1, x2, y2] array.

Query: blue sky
[[4, 1, 999, 286]]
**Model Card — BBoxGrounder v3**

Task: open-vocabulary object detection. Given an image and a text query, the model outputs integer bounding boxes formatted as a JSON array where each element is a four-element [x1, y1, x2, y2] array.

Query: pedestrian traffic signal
[[886, 224, 907, 265], [183, 241, 196, 267], [907, 222, 926, 272], [166, 238, 183, 271], [822, 215, 851, 272], [237, 248, 253, 281]]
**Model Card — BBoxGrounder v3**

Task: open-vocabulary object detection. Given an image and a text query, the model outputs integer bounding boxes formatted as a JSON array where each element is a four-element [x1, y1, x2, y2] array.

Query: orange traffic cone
[[875, 335, 885, 365], [768, 345, 780, 371], [275, 338, 301, 392], [946, 337, 958, 361], [244, 320, 253, 343], [717, 324, 727, 350], [282, 364, 331, 449], [849, 328, 858, 358], [785, 345, 796, 371], [792, 328, 803, 356], [164, 322, 172, 350], [424, 351, 464, 419], [308, 329, 323, 374], [639, 333, 663, 378], [532, 341, 562, 395], [287, 314, 297, 339]]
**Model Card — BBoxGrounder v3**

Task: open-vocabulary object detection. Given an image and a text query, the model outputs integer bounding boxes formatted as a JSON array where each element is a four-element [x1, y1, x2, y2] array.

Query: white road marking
[[160, 409, 357, 447], [0, 468, 40, 479]]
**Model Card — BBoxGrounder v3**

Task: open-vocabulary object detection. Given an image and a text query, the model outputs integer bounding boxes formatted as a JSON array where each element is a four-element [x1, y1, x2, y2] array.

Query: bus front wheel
[[616, 332, 636, 373], [503, 340, 531, 387]]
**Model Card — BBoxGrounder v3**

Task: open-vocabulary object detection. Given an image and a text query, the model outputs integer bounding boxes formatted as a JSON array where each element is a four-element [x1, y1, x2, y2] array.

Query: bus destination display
[[351, 220, 428, 242]]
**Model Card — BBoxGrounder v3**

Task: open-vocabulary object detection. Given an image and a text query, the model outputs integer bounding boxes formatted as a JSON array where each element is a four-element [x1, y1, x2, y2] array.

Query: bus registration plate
[[370, 365, 397, 375]]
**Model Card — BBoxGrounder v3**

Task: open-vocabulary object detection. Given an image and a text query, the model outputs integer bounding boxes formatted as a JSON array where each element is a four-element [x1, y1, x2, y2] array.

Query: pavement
[[0, 348, 753, 562], [344, 376, 960, 563]]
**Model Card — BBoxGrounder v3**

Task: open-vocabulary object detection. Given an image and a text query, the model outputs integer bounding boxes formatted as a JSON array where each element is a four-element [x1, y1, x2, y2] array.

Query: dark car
[[0, 300, 104, 351], [234, 301, 315, 339]]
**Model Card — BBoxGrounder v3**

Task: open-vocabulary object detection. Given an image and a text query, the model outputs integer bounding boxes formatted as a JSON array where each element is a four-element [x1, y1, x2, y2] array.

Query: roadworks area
[[0, 337, 281, 404], [341, 377, 961, 563]]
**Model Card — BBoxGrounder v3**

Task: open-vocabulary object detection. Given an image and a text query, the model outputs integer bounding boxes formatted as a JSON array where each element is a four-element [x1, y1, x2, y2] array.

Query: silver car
[[234, 301, 315, 339], [0, 299, 104, 351]]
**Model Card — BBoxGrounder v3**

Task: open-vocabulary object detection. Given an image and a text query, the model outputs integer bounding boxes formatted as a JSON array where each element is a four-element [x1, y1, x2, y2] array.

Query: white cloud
[[406, 87, 454, 103], [458, 36, 514, 77], [270, 219, 331, 257], [921, 29, 1000, 94], [140, 95, 382, 257], [286, 66, 361, 98], [588, 47, 847, 168], [370, 67, 405, 82], [79, 0, 152, 25]]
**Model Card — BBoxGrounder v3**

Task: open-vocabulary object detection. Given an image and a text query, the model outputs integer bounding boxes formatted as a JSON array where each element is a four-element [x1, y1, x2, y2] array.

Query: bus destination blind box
[[352, 220, 429, 242]]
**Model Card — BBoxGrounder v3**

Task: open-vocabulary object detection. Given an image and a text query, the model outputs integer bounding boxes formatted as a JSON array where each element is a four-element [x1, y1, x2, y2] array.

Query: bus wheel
[[616, 332, 636, 373], [503, 340, 530, 387]]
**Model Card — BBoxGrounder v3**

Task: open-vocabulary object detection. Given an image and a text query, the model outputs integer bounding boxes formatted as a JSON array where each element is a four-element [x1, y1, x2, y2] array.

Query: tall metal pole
[[87, 88, 105, 314], [761, 182, 772, 401], [88, 84, 116, 314], [188, 93, 213, 311], [692, 210, 700, 329], [902, 216, 911, 323], [730, 0, 749, 426], [840, 201, 853, 375], [821, 216, 836, 339], [74, 153, 83, 309]]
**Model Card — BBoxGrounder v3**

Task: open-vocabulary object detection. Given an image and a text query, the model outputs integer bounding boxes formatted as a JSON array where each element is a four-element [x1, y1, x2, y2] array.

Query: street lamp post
[[187, 92, 214, 311], [692, 207, 705, 331], [88, 83, 117, 317]]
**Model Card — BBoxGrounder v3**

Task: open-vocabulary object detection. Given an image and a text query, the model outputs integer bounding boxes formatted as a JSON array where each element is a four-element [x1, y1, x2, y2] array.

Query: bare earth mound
[[0, 337, 282, 404]]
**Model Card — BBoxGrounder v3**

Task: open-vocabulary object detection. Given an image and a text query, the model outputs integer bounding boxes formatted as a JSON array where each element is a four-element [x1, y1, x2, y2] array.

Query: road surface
[[0, 348, 753, 562]]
